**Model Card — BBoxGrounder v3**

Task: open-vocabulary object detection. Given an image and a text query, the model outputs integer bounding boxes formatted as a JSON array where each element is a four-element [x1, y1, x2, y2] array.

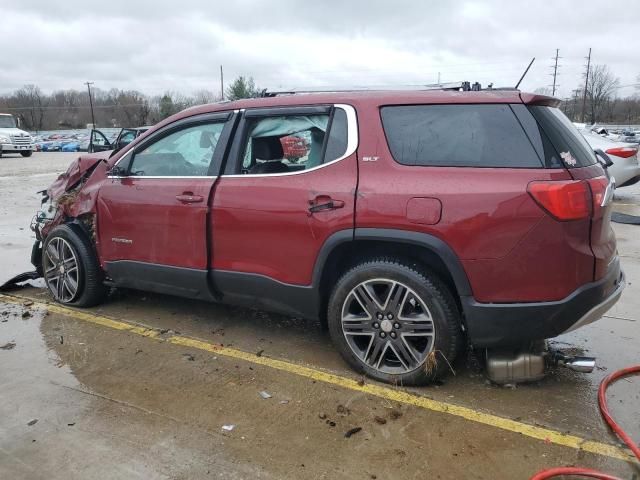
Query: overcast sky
[[2, 0, 639, 99]]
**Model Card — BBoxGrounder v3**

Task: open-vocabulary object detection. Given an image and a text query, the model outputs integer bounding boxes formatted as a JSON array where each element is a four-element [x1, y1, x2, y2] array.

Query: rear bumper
[[462, 256, 625, 347]]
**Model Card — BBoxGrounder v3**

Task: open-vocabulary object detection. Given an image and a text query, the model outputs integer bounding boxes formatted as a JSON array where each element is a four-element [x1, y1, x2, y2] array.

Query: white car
[[579, 130, 640, 188]]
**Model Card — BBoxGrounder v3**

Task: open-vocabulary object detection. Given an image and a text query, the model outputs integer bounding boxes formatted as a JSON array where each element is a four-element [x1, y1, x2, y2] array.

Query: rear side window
[[381, 104, 543, 168], [528, 106, 597, 168]]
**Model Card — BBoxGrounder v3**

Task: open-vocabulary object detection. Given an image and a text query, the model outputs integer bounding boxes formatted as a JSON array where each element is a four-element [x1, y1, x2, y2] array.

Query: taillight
[[528, 180, 592, 221], [586, 177, 608, 208], [605, 147, 638, 158]]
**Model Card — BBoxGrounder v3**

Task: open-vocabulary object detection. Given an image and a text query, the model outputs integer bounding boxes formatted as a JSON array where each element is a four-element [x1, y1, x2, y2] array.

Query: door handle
[[308, 196, 345, 214], [176, 193, 204, 204]]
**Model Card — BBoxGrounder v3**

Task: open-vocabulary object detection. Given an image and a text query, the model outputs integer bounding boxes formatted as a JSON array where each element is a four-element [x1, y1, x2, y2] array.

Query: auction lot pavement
[[1, 152, 639, 479]]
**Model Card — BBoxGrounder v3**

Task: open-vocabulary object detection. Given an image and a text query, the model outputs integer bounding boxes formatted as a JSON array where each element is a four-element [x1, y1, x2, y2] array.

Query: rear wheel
[[20, 150, 33, 157], [328, 259, 462, 385], [42, 225, 107, 307]]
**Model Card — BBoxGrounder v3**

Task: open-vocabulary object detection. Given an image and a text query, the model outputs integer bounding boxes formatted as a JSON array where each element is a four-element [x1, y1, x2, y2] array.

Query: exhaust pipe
[[559, 356, 596, 373]]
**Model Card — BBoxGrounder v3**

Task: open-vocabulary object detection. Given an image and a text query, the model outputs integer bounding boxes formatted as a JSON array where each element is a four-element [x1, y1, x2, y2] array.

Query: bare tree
[[533, 87, 553, 96], [12, 85, 46, 131], [192, 89, 219, 105], [586, 65, 619, 123]]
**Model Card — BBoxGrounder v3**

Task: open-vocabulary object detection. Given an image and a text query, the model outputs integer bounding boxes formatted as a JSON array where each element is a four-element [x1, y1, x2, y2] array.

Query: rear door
[[96, 112, 234, 298], [210, 104, 358, 296]]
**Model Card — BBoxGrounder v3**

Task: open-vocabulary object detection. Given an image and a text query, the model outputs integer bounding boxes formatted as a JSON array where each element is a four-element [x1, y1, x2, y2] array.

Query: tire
[[42, 224, 107, 307], [327, 258, 463, 386], [20, 150, 33, 157]]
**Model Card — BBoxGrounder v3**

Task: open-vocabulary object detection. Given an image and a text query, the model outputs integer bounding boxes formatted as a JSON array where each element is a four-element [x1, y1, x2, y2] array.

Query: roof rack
[[260, 81, 501, 97]]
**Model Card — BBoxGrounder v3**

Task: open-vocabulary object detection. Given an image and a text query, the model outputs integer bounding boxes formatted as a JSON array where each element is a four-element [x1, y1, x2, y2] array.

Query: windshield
[[0, 115, 17, 128]]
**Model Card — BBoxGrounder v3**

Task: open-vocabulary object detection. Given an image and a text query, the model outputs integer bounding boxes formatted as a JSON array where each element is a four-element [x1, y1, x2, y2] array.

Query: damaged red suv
[[31, 88, 624, 385]]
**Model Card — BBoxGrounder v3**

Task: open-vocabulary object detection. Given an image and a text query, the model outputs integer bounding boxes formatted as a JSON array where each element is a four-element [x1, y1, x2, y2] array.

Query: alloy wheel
[[341, 278, 436, 374], [43, 237, 80, 303]]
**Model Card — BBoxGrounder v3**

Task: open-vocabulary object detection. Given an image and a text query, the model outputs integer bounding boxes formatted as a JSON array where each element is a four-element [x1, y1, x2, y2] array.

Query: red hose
[[530, 365, 640, 480]]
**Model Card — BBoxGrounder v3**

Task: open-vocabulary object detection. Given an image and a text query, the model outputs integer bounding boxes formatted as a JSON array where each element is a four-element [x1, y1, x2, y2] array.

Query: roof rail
[[260, 81, 502, 97]]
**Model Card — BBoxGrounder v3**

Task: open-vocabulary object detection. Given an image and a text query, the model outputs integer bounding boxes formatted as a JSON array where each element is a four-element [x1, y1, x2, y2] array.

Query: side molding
[[105, 261, 215, 301]]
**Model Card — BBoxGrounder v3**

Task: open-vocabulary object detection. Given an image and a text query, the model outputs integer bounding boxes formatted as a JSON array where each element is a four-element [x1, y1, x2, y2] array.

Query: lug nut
[[394, 322, 400, 329], [373, 322, 380, 329], [387, 313, 394, 320], [390, 332, 396, 338], [376, 313, 383, 320], [380, 332, 386, 338]]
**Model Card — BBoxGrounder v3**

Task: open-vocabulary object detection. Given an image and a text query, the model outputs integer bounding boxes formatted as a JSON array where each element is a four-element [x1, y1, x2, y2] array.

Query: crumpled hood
[[47, 150, 112, 200]]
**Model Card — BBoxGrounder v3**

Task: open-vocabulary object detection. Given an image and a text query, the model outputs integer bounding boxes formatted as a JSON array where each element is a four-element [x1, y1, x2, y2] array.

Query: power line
[[0, 103, 149, 112]]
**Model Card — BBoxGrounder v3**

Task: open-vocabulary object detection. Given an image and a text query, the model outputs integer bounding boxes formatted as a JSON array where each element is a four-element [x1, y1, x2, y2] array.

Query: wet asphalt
[[0, 152, 638, 479]]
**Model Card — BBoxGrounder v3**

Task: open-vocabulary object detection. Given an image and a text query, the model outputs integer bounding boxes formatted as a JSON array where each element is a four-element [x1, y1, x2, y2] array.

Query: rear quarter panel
[[354, 101, 594, 302]]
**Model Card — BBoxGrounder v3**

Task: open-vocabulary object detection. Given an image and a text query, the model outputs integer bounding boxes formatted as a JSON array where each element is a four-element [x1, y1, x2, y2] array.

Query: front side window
[[130, 122, 224, 177], [237, 108, 348, 175], [381, 104, 543, 168]]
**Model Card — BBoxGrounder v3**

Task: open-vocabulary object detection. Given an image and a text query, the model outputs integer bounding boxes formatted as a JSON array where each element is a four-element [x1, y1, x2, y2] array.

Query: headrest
[[252, 136, 284, 160]]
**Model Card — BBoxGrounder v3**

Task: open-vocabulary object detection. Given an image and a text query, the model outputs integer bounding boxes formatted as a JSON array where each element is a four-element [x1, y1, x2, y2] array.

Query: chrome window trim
[[106, 175, 218, 179], [222, 104, 358, 178]]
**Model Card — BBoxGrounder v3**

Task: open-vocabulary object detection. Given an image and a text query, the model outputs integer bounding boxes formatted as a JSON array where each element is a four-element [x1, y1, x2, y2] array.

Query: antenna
[[515, 57, 535, 90]]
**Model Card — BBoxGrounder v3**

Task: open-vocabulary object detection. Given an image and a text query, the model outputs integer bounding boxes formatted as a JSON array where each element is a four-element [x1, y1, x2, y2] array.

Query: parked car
[[30, 89, 623, 385], [89, 126, 151, 153], [579, 130, 640, 187], [616, 130, 640, 144]]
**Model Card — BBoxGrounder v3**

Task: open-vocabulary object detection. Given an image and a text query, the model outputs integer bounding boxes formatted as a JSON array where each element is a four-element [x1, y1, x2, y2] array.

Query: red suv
[[31, 89, 624, 385]]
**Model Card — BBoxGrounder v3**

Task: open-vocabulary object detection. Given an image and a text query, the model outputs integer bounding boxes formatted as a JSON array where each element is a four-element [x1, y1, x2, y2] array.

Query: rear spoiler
[[519, 93, 561, 108]]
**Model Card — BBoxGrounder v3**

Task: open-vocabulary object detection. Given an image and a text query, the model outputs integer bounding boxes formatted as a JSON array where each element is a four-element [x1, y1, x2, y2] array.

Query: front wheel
[[327, 259, 463, 385], [42, 224, 107, 307], [20, 150, 33, 157]]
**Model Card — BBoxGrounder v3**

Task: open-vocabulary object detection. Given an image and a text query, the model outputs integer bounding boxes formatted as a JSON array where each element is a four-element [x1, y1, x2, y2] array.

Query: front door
[[210, 104, 358, 313], [96, 112, 233, 298], [89, 129, 112, 153]]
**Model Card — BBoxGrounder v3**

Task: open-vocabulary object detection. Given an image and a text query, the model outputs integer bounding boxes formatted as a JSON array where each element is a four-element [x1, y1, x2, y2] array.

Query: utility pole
[[580, 48, 591, 123], [571, 89, 580, 121], [85, 81, 96, 128], [437, 72, 441, 85], [220, 65, 224, 100], [550, 49, 560, 96]]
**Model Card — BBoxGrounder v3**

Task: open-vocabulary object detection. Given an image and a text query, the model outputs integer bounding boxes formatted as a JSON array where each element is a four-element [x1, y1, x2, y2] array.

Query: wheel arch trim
[[312, 228, 472, 296]]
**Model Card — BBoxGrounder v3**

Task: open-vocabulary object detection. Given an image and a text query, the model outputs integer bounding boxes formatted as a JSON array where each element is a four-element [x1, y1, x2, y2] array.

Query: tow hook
[[550, 351, 596, 373]]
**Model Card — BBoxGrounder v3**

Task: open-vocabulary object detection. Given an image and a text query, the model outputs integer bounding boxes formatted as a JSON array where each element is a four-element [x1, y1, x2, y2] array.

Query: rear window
[[380, 104, 543, 168], [528, 106, 597, 168]]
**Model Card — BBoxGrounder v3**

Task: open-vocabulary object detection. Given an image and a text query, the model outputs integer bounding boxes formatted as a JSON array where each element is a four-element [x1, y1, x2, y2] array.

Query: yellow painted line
[[1, 293, 636, 464]]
